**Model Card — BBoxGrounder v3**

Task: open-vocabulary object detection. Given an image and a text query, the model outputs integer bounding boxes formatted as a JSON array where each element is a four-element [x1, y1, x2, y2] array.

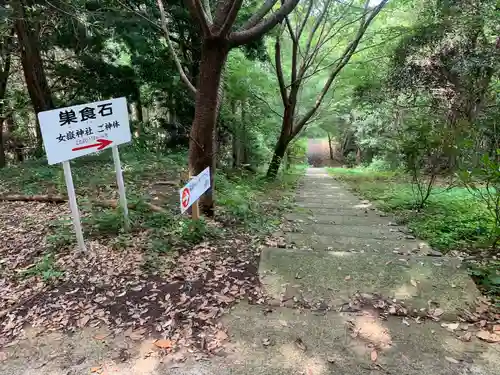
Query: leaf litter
[[345, 292, 500, 343], [0, 201, 266, 357]]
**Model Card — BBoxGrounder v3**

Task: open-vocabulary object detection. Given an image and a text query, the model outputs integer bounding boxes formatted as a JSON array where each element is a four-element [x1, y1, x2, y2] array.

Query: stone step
[[292, 206, 379, 217], [285, 213, 400, 227], [170, 302, 498, 375], [283, 223, 403, 240], [285, 232, 422, 252], [296, 203, 374, 213], [259, 248, 479, 319]]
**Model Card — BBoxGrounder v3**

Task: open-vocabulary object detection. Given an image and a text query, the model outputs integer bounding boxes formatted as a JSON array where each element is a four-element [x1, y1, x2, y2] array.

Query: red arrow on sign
[[72, 138, 113, 152]]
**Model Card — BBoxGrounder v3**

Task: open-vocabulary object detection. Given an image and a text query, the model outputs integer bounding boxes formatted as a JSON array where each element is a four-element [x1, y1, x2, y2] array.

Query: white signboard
[[38, 97, 131, 165], [180, 167, 211, 213]]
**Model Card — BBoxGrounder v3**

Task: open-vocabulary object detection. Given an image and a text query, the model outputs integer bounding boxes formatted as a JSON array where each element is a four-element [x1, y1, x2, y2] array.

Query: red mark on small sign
[[181, 187, 190, 209]]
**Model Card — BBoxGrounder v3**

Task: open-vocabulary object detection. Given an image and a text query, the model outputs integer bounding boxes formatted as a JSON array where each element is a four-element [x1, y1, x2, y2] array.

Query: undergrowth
[[328, 167, 499, 298]]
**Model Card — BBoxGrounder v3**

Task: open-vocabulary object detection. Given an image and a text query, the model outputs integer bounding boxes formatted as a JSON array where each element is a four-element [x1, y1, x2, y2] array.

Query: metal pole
[[111, 145, 130, 230], [62, 161, 86, 251]]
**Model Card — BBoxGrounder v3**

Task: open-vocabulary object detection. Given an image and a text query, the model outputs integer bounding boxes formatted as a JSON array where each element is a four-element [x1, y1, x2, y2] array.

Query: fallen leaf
[[262, 337, 272, 346], [445, 356, 459, 364], [402, 317, 410, 326], [441, 323, 460, 331], [410, 279, 417, 287], [327, 356, 336, 364], [432, 308, 444, 318], [476, 330, 500, 343], [279, 320, 288, 327], [90, 366, 102, 373], [344, 275, 351, 281], [154, 339, 173, 349], [294, 338, 307, 351], [493, 325, 500, 332], [458, 332, 472, 342], [93, 334, 108, 341], [215, 330, 228, 342], [128, 328, 147, 341], [78, 315, 91, 328], [0, 352, 7, 362], [370, 350, 378, 362]]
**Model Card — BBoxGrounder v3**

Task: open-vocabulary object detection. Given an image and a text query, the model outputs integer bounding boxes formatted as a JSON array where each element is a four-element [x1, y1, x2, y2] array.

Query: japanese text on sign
[[38, 97, 131, 165]]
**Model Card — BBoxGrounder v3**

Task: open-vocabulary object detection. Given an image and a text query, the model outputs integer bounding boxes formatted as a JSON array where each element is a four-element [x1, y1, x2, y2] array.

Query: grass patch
[[328, 167, 493, 251], [329, 166, 499, 300], [22, 253, 64, 282], [217, 164, 305, 231]]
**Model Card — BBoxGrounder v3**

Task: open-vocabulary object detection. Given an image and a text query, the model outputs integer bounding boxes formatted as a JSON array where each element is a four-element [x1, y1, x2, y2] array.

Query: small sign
[[179, 167, 211, 213], [38, 97, 131, 165]]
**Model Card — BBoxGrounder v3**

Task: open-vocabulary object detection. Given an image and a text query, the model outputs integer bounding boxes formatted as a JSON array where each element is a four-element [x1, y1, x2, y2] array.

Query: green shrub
[[22, 253, 64, 282]]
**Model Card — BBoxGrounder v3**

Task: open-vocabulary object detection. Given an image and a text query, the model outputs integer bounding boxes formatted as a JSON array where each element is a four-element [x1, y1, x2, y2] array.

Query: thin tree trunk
[[12, 0, 54, 151], [327, 133, 334, 160], [240, 99, 248, 165], [0, 120, 5, 168], [188, 39, 229, 216], [231, 99, 241, 167], [0, 29, 12, 168]]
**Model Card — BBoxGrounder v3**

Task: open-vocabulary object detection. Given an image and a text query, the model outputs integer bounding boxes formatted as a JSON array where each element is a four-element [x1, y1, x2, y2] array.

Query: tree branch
[[220, 0, 244, 36], [184, 0, 212, 36], [229, 0, 300, 47], [275, 36, 288, 105], [241, 0, 278, 30], [292, 0, 388, 137], [202, 0, 213, 22], [157, 0, 197, 96], [249, 90, 283, 118]]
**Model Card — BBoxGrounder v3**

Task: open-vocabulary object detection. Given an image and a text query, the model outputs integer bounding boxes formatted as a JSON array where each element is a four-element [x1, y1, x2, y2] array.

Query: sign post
[[62, 161, 86, 252], [179, 167, 211, 218], [38, 97, 132, 249], [112, 145, 130, 230]]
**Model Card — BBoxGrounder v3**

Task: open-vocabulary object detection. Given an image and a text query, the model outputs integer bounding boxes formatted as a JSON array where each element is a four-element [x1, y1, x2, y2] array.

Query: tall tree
[[0, 27, 13, 168], [266, 0, 388, 178], [156, 0, 300, 215], [11, 0, 54, 150]]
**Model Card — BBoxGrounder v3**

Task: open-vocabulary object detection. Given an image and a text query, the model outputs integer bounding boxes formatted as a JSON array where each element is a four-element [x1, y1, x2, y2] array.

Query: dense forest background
[[0, 0, 499, 220]]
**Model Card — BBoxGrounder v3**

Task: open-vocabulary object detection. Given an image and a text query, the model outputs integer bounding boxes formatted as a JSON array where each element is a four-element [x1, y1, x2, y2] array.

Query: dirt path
[[1, 168, 499, 375], [307, 138, 341, 167]]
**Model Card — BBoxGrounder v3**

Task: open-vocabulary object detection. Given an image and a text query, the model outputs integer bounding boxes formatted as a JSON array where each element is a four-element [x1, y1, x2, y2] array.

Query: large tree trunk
[[188, 39, 229, 216], [267, 133, 289, 179], [266, 104, 294, 179], [12, 0, 54, 151]]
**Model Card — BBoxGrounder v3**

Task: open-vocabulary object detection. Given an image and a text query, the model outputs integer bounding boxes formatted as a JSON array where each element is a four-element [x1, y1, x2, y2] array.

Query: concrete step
[[296, 201, 375, 210], [285, 232, 423, 252], [170, 302, 497, 375], [259, 248, 479, 319], [283, 223, 403, 240], [285, 213, 400, 227]]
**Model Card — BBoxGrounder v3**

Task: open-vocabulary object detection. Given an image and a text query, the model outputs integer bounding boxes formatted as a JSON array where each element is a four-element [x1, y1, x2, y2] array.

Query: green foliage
[[83, 208, 124, 237], [22, 253, 64, 282], [468, 261, 500, 299], [174, 218, 212, 244], [46, 219, 75, 250], [366, 157, 394, 172], [459, 151, 500, 245], [329, 167, 493, 250]]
